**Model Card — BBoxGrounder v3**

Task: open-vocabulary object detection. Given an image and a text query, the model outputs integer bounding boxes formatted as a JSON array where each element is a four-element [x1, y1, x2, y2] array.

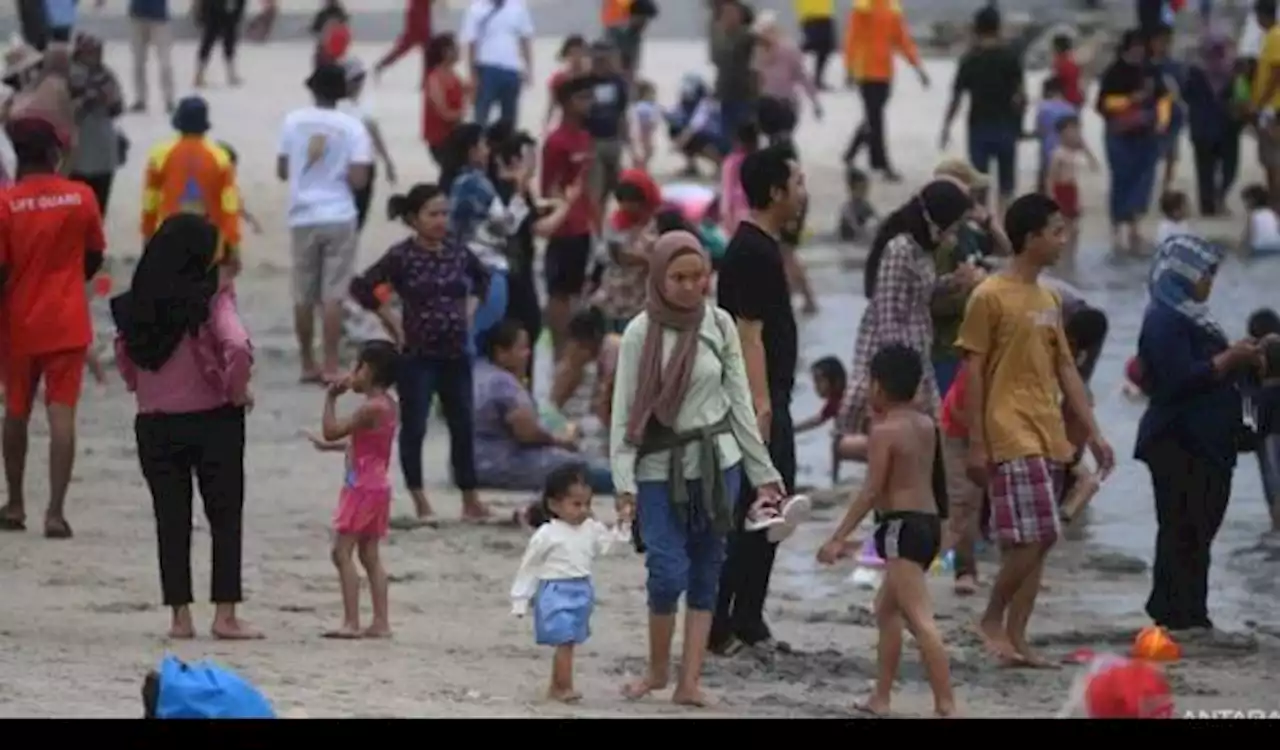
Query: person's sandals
[[744, 495, 812, 543], [44, 519, 73, 539], [0, 515, 25, 532]]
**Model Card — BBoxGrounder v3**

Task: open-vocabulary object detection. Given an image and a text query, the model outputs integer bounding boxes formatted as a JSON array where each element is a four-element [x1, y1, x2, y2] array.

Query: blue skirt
[[534, 578, 594, 646]]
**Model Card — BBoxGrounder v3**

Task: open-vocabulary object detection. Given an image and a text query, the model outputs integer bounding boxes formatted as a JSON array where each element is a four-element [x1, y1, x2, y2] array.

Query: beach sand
[[0, 39, 1276, 718]]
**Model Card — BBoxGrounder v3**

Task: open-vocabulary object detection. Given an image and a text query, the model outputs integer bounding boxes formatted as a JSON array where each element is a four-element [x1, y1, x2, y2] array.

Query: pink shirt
[[116, 289, 253, 414], [753, 42, 816, 105], [720, 150, 750, 234]]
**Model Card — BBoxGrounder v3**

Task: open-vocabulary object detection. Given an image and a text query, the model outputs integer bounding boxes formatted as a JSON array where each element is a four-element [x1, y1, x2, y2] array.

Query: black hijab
[[863, 180, 972, 298], [111, 214, 222, 371]]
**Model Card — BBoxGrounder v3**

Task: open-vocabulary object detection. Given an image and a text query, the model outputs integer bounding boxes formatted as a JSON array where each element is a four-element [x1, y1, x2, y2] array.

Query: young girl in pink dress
[[305, 340, 399, 639]]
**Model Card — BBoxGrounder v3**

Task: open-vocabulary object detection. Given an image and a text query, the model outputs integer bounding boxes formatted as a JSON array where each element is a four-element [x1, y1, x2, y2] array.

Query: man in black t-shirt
[[710, 144, 807, 654], [939, 6, 1026, 214], [585, 40, 632, 231]]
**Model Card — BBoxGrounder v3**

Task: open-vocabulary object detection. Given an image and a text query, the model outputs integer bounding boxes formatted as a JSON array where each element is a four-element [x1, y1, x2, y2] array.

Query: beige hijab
[[10, 44, 74, 148], [624, 230, 710, 446]]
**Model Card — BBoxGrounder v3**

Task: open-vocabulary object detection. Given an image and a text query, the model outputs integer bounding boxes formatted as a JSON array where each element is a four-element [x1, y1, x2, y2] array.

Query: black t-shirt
[[953, 45, 1025, 129], [716, 221, 798, 396], [585, 74, 629, 140]]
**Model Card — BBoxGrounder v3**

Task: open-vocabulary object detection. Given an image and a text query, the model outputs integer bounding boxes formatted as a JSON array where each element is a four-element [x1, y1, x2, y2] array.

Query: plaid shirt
[[838, 233, 941, 433]]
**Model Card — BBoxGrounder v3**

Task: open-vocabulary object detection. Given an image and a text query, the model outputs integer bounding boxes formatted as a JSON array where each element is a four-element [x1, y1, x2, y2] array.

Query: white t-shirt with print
[[277, 105, 374, 228], [459, 0, 534, 72]]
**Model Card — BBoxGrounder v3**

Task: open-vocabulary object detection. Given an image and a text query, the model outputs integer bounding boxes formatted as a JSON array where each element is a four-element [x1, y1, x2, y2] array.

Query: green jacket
[[931, 222, 990, 362]]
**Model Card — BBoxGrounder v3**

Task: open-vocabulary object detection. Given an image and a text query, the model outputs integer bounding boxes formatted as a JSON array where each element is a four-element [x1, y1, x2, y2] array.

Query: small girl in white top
[[511, 462, 624, 703], [1154, 190, 1192, 246], [1242, 184, 1280, 257]]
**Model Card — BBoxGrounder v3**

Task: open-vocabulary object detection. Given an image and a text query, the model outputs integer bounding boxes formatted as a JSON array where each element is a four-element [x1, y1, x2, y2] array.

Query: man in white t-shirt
[[459, 0, 534, 127], [276, 62, 373, 383]]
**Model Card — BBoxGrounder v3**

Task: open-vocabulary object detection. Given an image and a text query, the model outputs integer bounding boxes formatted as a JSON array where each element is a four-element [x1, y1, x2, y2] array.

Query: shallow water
[[770, 246, 1280, 626]]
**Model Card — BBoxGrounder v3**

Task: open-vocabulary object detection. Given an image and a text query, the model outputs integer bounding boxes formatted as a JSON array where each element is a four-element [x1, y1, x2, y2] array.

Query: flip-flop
[[322, 629, 362, 640], [851, 700, 890, 718], [743, 508, 785, 536], [766, 495, 812, 543], [0, 517, 26, 532], [43, 519, 73, 539]]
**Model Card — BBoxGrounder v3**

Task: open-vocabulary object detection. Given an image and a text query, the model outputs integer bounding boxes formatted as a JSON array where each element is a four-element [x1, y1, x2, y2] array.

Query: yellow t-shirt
[[795, 0, 835, 21], [1254, 25, 1280, 110], [954, 275, 1075, 465]]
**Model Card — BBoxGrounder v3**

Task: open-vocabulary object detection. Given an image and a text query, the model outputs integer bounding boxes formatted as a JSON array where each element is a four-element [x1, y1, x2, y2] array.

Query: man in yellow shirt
[[795, 0, 837, 89], [1252, 0, 1280, 204], [956, 194, 1114, 667]]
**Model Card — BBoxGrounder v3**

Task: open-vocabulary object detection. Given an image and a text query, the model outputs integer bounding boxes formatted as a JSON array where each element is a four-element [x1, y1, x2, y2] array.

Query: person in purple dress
[[473, 319, 614, 494], [350, 182, 491, 523]]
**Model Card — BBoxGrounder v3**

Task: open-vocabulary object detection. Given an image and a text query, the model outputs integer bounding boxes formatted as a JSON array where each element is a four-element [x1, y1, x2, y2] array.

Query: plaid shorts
[[988, 456, 1065, 546]]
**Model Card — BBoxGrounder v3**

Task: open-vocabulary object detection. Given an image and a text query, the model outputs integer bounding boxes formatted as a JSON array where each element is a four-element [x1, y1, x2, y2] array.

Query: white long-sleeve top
[[510, 518, 622, 616]]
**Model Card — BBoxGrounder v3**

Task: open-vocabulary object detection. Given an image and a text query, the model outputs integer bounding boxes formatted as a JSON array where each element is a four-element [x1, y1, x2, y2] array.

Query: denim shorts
[[534, 577, 594, 646], [967, 123, 1019, 198], [636, 464, 742, 615]]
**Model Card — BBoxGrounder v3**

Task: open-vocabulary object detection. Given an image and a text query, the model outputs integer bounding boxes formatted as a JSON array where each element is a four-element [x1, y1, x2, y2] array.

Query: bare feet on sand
[[852, 697, 890, 717], [168, 607, 195, 639], [547, 687, 582, 704], [362, 624, 392, 639], [323, 625, 363, 639], [212, 618, 264, 640], [621, 673, 668, 701], [975, 618, 1020, 663], [953, 574, 978, 596], [1010, 640, 1058, 669]]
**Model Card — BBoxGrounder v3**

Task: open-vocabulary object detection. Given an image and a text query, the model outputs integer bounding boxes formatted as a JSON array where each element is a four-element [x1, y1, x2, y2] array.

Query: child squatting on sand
[[304, 340, 400, 639], [510, 462, 625, 703], [817, 344, 955, 718]]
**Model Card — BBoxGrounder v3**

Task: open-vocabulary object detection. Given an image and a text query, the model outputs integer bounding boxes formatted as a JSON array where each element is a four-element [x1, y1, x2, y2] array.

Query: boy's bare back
[[871, 407, 939, 516]]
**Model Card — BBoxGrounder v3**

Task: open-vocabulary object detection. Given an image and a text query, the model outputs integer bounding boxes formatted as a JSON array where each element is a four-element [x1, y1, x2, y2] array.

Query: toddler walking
[[510, 462, 624, 703], [305, 341, 400, 639]]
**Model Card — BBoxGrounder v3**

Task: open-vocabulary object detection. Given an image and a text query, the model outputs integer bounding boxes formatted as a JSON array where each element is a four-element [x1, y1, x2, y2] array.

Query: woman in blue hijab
[[1134, 235, 1258, 637]]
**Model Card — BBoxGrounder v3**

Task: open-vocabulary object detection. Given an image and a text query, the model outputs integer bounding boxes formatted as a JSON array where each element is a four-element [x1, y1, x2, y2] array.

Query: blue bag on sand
[[156, 653, 276, 719]]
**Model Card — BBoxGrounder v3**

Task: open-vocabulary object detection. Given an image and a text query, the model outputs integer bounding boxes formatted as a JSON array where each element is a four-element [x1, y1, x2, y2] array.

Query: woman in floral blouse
[[351, 183, 490, 523], [836, 180, 979, 455]]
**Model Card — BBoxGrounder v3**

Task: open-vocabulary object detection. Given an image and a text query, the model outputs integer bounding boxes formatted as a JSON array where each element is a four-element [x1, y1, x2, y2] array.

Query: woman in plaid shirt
[[836, 180, 981, 454]]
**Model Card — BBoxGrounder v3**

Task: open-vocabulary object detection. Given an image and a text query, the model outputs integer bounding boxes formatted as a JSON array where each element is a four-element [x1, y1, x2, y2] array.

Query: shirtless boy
[[817, 344, 954, 718]]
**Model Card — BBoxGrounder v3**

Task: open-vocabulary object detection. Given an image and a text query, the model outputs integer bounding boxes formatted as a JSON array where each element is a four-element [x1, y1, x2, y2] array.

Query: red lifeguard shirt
[[540, 121, 595, 237], [0, 174, 105, 357]]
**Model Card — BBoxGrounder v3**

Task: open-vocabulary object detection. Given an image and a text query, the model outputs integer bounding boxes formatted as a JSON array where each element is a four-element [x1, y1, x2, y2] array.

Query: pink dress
[[720, 150, 749, 234], [333, 395, 397, 538]]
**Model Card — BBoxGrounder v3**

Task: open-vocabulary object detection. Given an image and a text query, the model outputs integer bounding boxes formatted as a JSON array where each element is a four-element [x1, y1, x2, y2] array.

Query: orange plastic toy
[[1131, 625, 1181, 662], [1083, 658, 1174, 718]]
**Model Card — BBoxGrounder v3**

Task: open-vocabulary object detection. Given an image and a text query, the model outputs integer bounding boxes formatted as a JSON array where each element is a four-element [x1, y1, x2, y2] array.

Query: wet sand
[[1, 40, 1278, 718]]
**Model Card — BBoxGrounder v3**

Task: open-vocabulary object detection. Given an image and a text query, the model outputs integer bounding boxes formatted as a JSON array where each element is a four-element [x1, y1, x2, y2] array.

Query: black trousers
[[198, 0, 248, 63], [355, 163, 377, 231], [1144, 436, 1232, 631], [711, 388, 797, 648], [70, 172, 114, 217], [398, 355, 477, 491], [1191, 134, 1240, 216], [505, 270, 543, 384], [17, 0, 48, 50], [136, 405, 247, 607], [844, 81, 893, 171]]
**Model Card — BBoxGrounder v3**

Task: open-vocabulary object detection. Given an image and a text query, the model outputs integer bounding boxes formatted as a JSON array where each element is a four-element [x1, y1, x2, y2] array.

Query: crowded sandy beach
[[1, 0, 1280, 719]]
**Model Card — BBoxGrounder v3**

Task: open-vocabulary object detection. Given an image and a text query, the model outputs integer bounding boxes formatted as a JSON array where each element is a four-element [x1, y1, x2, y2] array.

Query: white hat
[[2, 35, 42, 81], [751, 10, 779, 34]]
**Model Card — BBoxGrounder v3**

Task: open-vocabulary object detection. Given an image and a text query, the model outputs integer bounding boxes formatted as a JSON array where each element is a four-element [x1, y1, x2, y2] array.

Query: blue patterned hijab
[[1147, 234, 1226, 342]]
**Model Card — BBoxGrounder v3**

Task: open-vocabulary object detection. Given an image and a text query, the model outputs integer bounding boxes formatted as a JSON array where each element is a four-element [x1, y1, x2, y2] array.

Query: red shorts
[[1052, 181, 1081, 219], [7, 348, 87, 419]]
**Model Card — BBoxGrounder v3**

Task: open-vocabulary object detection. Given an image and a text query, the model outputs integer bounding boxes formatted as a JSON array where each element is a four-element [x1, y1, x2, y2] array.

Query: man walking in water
[[0, 117, 106, 539], [710, 144, 807, 654]]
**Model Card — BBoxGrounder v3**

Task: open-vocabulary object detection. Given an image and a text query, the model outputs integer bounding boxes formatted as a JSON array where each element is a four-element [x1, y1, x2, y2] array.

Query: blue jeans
[[719, 99, 752, 154], [473, 65, 521, 127], [637, 464, 742, 615], [1106, 131, 1161, 224], [967, 122, 1019, 198], [470, 270, 508, 356], [933, 357, 961, 397], [397, 356, 476, 491]]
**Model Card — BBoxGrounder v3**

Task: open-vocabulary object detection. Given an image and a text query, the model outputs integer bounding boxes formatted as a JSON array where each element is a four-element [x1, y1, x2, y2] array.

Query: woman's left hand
[[756, 482, 785, 506]]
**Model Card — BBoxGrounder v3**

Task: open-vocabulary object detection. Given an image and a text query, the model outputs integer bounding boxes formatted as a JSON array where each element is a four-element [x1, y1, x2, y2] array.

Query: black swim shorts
[[874, 511, 943, 570]]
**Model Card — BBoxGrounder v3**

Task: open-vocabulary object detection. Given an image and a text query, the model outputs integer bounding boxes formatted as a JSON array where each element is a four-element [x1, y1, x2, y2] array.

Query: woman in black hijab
[[113, 214, 260, 641]]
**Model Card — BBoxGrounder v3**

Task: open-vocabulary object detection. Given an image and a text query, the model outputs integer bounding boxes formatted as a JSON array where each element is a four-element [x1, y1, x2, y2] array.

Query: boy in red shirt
[[540, 76, 596, 360], [0, 117, 106, 539]]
